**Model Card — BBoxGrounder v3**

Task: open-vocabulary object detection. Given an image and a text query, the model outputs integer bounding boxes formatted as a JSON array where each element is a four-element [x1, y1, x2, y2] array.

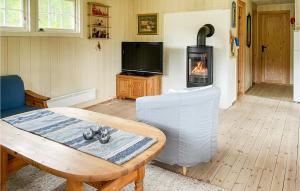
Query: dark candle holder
[[83, 125, 111, 144]]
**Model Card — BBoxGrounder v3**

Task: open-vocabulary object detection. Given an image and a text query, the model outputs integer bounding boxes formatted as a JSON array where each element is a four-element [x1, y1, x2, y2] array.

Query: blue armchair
[[0, 75, 50, 118]]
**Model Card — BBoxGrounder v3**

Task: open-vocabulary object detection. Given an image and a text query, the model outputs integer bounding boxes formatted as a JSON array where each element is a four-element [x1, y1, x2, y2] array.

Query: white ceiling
[[252, 0, 294, 5]]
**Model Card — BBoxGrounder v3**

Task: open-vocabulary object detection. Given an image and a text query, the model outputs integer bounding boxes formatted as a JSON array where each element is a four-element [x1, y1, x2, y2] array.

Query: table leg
[[182, 166, 187, 176], [135, 166, 145, 191], [66, 179, 84, 191], [0, 146, 8, 191]]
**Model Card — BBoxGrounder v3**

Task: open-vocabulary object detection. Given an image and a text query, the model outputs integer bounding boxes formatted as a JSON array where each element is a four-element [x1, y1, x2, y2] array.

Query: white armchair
[[136, 87, 220, 173]]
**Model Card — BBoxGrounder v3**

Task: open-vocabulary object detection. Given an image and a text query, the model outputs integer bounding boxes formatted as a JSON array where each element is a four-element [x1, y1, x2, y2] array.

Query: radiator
[[47, 88, 96, 107]]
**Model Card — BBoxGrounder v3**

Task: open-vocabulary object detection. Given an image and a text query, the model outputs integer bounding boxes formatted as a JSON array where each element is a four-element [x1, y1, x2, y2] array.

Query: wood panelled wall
[[296, 0, 300, 30], [0, 0, 134, 106], [132, 0, 230, 41], [0, 37, 114, 98], [244, 0, 253, 91]]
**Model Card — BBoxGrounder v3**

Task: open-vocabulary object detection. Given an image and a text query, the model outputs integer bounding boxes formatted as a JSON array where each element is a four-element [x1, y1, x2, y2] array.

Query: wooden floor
[[87, 84, 300, 191], [87, 99, 136, 120], [246, 83, 293, 102]]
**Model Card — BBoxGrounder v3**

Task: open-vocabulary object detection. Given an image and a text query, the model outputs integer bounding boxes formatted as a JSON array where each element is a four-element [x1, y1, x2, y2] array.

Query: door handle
[[262, 45, 267, 52]]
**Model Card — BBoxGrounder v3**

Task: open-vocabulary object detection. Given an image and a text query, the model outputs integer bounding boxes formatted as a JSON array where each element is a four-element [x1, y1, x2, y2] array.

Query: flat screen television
[[122, 42, 163, 75]]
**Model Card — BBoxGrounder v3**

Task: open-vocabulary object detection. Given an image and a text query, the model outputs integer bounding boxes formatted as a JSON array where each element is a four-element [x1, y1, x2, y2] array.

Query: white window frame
[[0, 0, 82, 37], [36, 0, 80, 34], [0, 0, 30, 32]]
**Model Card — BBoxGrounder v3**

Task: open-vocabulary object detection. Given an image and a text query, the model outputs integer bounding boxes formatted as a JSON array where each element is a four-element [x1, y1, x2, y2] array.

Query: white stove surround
[[293, 31, 300, 102], [163, 10, 236, 109]]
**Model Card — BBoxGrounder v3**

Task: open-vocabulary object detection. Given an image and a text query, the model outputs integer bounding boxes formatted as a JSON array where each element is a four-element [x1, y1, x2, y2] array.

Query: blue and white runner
[[3, 109, 157, 165]]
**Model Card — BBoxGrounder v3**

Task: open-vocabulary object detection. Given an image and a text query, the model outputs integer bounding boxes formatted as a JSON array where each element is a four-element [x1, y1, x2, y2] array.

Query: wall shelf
[[88, 2, 111, 40], [87, 25, 111, 28], [88, 14, 111, 18]]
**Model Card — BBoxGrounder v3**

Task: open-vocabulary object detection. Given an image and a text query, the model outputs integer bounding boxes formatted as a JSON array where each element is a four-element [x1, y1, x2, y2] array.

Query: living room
[[1, 0, 300, 191]]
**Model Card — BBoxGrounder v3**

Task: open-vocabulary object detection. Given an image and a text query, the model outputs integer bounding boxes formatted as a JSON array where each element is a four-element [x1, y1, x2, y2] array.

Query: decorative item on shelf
[[91, 28, 109, 38], [92, 28, 100, 38], [231, 1, 237, 28], [100, 30, 107, 38], [247, 13, 251, 48], [88, 2, 111, 39], [92, 4, 108, 16], [138, 13, 158, 35], [96, 19, 104, 26]]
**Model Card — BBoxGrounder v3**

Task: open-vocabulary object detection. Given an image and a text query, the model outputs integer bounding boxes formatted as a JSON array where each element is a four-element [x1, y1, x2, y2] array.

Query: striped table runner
[[3, 109, 157, 165]]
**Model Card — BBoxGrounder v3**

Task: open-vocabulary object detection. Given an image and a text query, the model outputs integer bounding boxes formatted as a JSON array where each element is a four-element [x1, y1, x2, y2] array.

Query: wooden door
[[117, 77, 131, 98], [237, 0, 246, 96], [259, 11, 290, 84], [130, 79, 147, 99]]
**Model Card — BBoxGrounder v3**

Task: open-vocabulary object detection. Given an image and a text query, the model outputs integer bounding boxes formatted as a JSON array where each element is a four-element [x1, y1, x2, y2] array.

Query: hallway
[[246, 83, 293, 102]]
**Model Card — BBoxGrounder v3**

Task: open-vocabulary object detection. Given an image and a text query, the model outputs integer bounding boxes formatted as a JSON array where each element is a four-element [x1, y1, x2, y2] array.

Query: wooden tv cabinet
[[116, 74, 162, 99]]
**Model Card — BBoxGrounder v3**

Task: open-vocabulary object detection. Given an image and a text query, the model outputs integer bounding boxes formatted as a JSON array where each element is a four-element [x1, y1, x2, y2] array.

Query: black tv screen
[[122, 42, 163, 74]]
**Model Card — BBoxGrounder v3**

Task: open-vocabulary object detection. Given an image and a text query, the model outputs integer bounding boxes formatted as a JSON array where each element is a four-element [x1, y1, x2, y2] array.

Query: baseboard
[[47, 88, 97, 108], [74, 97, 116, 109]]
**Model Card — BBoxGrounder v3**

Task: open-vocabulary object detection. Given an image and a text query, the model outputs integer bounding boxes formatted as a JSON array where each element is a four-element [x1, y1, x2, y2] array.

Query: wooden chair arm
[[25, 90, 50, 108]]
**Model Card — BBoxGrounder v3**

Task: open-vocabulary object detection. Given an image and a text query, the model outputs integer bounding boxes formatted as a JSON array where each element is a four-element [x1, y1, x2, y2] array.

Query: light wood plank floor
[[86, 84, 300, 191], [246, 83, 293, 102]]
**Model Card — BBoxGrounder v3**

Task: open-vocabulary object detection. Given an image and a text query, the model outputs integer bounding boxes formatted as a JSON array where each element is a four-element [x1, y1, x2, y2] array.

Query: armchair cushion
[[0, 105, 38, 118], [0, 75, 25, 110]]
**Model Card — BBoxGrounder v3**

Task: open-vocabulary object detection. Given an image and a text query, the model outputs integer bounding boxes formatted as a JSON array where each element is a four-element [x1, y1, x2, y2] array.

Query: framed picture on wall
[[137, 13, 158, 35], [247, 14, 251, 47]]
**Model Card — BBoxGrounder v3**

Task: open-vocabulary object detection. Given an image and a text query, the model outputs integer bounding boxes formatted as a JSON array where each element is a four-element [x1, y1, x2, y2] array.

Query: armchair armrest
[[25, 90, 50, 108]]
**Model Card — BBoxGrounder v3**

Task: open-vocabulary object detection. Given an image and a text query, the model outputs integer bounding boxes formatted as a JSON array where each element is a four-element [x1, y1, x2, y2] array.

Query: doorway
[[237, 0, 246, 96], [256, 11, 291, 85]]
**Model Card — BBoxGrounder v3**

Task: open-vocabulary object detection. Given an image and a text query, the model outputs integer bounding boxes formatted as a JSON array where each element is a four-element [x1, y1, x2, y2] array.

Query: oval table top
[[0, 107, 166, 182]]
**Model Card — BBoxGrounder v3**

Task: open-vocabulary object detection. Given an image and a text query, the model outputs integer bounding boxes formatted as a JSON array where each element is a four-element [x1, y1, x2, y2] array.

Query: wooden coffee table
[[0, 108, 166, 191]]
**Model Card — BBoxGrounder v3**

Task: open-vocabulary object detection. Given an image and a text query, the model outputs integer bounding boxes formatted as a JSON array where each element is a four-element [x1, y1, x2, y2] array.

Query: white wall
[[294, 1, 300, 101], [163, 10, 236, 109], [293, 32, 300, 101], [296, 0, 300, 30]]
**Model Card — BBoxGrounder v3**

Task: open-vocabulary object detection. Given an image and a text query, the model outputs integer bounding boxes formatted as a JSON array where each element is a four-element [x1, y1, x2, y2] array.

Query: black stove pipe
[[197, 24, 215, 46]]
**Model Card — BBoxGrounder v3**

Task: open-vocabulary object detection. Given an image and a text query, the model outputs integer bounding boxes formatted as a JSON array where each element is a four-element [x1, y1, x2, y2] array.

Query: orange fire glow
[[191, 61, 208, 75]]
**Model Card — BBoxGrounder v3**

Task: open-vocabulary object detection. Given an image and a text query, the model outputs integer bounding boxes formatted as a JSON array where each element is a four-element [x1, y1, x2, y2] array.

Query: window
[[0, 0, 27, 29], [0, 0, 81, 35], [38, 0, 78, 32]]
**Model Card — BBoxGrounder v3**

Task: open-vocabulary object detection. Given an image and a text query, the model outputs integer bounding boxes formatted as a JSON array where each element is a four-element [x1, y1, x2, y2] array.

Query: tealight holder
[[83, 128, 95, 140], [97, 133, 111, 144], [83, 125, 111, 144]]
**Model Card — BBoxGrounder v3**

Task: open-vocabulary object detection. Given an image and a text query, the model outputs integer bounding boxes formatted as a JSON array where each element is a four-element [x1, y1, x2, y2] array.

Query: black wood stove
[[187, 24, 214, 87]]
